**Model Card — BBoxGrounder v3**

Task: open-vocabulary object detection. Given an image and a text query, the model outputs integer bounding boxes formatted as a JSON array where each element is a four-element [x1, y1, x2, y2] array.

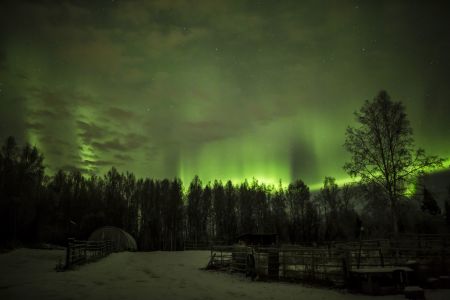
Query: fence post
[[84, 241, 87, 263], [210, 245, 213, 262], [65, 239, 70, 269], [65, 238, 74, 269], [357, 242, 363, 269], [346, 249, 351, 273], [378, 240, 384, 267]]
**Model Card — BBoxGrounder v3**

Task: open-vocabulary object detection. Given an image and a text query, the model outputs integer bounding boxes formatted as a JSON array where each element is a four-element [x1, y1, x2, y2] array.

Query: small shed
[[89, 226, 137, 251]]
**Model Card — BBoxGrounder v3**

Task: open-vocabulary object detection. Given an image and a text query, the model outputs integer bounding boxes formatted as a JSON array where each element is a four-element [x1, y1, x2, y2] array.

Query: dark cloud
[[77, 120, 108, 143], [27, 87, 98, 124], [179, 120, 233, 143], [39, 135, 70, 148], [83, 159, 116, 167], [104, 107, 136, 122], [0, 96, 27, 143], [1, 0, 449, 186], [92, 133, 147, 152], [114, 153, 133, 161], [30, 87, 97, 110], [47, 148, 64, 157], [59, 164, 92, 175], [290, 140, 318, 182], [32, 109, 71, 120], [25, 122, 44, 131]]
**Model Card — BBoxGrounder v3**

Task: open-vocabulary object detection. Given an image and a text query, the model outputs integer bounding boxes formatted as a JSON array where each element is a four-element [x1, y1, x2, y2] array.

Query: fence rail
[[207, 235, 450, 286], [64, 238, 115, 269]]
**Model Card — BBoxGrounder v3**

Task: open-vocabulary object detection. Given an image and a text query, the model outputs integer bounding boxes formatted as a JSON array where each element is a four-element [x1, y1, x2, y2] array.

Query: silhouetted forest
[[1, 136, 449, 250]]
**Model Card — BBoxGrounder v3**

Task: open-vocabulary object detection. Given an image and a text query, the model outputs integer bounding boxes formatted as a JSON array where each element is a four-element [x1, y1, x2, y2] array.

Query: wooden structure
[[207, 245, 252, 272], [208, 245, 344, 283], [207, 234, 450, 293], [348, 266, 413, 295], [235, 233, 279, 279], [88, 226, 137, 251], [64, 238, 114, 269]]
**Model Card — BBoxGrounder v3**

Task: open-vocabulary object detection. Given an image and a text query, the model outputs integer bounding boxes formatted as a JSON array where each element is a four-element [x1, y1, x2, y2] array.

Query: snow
[[1, 248, 449, 300]]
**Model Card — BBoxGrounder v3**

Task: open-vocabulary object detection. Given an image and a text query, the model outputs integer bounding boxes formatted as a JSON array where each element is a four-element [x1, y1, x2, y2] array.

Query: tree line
[[0, 137, 360, 250], [0, 136, 448, 251], [1, 90, 449, 250]]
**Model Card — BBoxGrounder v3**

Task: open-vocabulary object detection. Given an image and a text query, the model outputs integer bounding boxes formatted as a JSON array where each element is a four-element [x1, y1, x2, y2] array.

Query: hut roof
[[88, 226, 137, 251]]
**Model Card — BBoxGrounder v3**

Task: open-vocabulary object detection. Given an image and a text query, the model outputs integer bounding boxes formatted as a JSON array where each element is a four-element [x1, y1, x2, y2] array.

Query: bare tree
[[344, 91, 444, 236]]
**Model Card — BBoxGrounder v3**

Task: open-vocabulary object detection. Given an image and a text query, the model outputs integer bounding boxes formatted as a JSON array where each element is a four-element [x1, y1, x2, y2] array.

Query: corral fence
[[207, 234, 450, 286], [208, 245, 345, 284], [207, 245, 253, 272], [64, 238, 115, 269]]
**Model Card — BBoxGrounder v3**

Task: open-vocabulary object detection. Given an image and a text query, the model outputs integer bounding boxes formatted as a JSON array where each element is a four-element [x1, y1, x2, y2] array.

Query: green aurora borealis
[[1, 0, 449, 189]]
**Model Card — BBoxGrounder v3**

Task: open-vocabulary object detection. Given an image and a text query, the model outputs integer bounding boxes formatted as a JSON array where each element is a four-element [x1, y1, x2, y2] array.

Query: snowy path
[[1, 248, 449, 300]]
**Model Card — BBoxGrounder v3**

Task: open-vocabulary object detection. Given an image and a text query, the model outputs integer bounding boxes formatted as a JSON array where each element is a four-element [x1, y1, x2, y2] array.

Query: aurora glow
[[1, 0, 449, 189]]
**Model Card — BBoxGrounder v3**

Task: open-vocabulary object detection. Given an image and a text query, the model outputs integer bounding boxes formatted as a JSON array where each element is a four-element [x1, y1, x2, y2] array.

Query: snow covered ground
[[1, 248, 449, 300]]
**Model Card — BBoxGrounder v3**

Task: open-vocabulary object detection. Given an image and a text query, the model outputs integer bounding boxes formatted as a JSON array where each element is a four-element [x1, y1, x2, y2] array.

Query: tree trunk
[[390, 197, 399, 237]]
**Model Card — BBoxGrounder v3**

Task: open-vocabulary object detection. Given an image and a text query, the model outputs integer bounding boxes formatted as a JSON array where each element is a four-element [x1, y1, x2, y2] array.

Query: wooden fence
[[208, 245, 253, 272], [207, 235, 450, 286], [65, 238, 115, 269]]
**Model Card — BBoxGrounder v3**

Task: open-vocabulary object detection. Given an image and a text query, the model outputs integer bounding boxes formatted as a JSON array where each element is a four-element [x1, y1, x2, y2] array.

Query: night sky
[[1, 0, 449, 189]]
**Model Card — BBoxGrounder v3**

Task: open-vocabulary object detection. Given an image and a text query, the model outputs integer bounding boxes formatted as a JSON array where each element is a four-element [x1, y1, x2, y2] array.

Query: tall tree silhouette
[[223, 180, 238, 243], [270, 183, 288, 241], [286, 179, 310, 243], [252, 180, 271, 234], [0, 136, 45, 246], [104, 167, 125, 228], [187, 175, 203, 243], [201, 183, 213, 242], [316, 177, 339, 241], [316, 178, 358, 241], [344, 91, 444, 236], [238, 180, 256, 234], [168, 178, 184, 250]]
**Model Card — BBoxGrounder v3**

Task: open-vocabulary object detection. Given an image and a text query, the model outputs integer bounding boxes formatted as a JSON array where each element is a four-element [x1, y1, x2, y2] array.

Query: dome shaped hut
[[88, 226, 137, 251]]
